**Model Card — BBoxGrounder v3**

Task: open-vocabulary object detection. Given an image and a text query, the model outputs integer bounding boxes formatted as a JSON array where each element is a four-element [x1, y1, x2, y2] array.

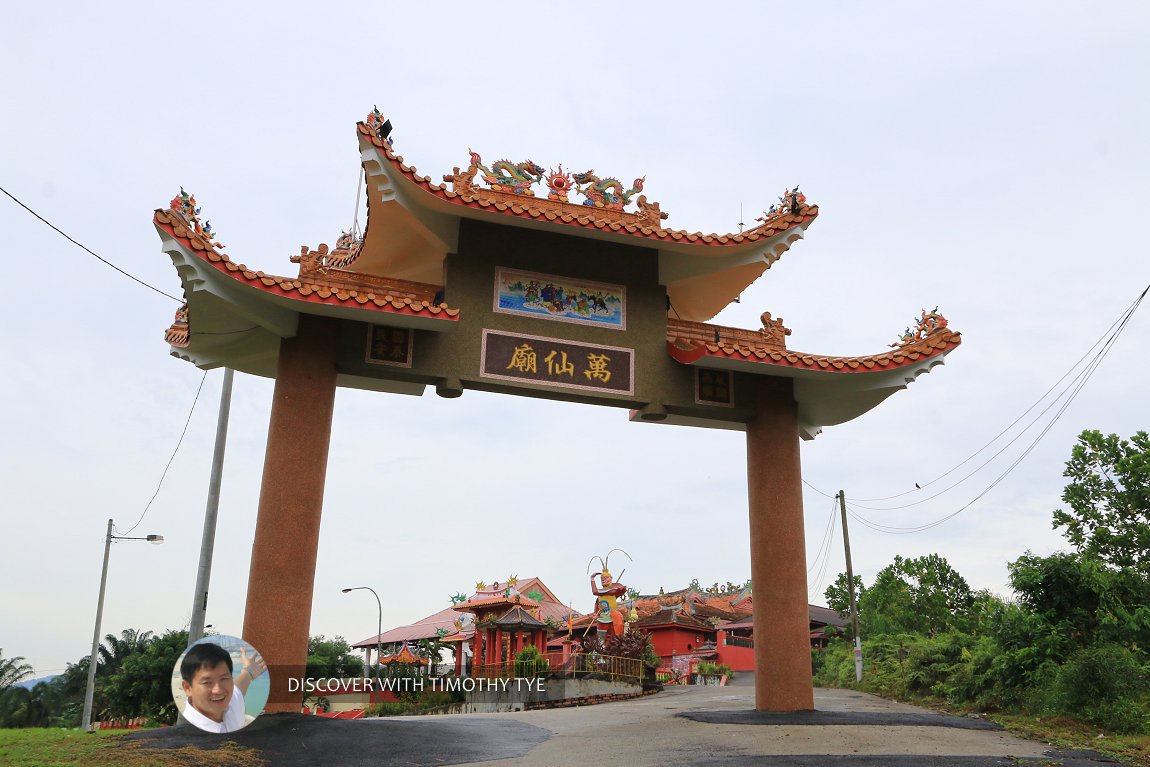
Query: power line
[[803, 478, 835, 499], [844, 286, 1145, 534], [803, 283, 1147, 508], [121, 371, 209, 536], [853, 287, 1145, 504], [807, 496, 839, 598], [806, 496, 838, 575], [0, 185, 182, 303]]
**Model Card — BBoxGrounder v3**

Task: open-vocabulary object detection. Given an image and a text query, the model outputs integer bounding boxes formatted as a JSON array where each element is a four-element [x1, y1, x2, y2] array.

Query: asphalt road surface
[[129, 683, 1130, 767]]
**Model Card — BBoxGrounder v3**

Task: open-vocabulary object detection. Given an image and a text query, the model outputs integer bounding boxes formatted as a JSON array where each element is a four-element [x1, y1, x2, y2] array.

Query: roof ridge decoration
[[470, 151, 545, 195], [359, 107, 818, 245], [366, 105, 394, 146], [169, 188, 222, 248], [572, 170, 645, 211], [757, 186, 807, 227], [444, 151, 671, 230], [290, 232, 372, 282], [165, 303, 190, 348], [891, 307, 949, 348]]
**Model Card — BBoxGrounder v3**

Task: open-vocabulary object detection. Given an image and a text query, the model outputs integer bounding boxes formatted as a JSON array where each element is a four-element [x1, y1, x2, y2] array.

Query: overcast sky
[[2, 2, 1147, 679]]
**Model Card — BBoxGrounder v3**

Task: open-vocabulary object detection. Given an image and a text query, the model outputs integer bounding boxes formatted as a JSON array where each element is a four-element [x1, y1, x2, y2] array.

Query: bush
[[514, 645, 550, 678], [1051, 644, 1150, 733], [364, 688, 464, 717], [696, 661, 732, 678], [365, 701, 409, 717]]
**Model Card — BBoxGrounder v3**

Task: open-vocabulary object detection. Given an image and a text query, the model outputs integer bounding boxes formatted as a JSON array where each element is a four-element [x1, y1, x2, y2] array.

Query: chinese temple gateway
[[156, 108, 961, 713]]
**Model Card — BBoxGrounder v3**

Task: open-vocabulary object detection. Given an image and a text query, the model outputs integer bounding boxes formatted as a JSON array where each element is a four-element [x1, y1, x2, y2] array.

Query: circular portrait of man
[[171, 636, 268, 733]]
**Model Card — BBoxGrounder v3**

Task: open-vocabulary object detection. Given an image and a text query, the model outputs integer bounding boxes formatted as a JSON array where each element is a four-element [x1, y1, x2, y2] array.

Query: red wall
[[649, 626, 712, 660], [715, 631, 756, 671]]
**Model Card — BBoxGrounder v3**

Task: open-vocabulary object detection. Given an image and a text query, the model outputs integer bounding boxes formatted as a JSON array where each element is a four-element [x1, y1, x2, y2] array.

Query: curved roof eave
[[661, 329, 961, 439], [156, 210, 459, 379]]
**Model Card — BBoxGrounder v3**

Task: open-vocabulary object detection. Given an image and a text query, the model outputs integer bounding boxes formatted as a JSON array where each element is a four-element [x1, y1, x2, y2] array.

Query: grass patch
[[868, 694, 1150, 767], [988, 713, 1150, 767], [0, 728, 265, 767]]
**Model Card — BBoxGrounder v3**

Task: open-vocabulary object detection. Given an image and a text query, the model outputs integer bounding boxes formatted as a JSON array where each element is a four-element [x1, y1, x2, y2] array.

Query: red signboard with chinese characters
[[480, 329, 634, 396]]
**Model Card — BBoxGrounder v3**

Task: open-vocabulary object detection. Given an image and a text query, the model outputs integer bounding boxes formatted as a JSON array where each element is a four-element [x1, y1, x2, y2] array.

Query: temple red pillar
[[243, 315, 339, 712], [746, 376, 814, 711]]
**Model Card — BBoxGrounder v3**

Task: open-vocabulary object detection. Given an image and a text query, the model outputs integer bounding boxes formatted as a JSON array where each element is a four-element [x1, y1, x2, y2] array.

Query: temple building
[[156, 107, 960, 712], [568, 584, 847, 673], [350, 576, 574, 674]]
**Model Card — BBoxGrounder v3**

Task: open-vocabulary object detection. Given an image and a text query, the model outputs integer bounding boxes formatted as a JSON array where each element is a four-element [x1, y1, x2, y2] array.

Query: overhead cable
[[0, 185, 182, 303], [121, 371, 209, 535]]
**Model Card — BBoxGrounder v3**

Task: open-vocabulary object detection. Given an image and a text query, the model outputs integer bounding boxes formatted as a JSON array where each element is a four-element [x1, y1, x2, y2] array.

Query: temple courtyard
[[129, 679, 1126, 766]]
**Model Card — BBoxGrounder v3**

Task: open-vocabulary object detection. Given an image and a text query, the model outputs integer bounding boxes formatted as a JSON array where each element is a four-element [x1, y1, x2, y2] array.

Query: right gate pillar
[[746, 376, 814, 711]]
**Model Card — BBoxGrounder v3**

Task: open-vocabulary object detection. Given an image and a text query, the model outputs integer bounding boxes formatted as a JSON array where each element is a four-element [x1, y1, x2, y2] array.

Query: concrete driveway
[[446, 684, 1072, 767], [130, 683, 1128, 766]]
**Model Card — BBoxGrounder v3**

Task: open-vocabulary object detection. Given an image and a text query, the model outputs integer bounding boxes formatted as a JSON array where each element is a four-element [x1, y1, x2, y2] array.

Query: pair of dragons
[[468, 151, 644, 211]]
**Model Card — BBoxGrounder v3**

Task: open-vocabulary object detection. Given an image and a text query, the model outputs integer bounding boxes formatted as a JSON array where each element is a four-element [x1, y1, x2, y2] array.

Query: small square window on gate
[[696, 369, 733, 407], [365, 325, 413, 368]]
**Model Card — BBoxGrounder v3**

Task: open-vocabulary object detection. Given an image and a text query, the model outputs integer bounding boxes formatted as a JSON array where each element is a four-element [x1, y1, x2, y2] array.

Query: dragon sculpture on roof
[[573, 171, 645, 211], [469, 151, 545, 195]]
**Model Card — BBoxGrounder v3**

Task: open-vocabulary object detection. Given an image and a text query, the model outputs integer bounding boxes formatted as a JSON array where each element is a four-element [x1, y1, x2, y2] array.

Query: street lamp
[[342, 587, 382, 678], [82, 519, 164, 732]]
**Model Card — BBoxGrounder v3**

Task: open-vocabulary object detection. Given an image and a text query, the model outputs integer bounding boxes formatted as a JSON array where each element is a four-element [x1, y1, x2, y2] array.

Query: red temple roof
[[357, 122, 818, 251], [667, 318, 962, 375], [155, 209, 459, 326], [354, 116, 820, 322]]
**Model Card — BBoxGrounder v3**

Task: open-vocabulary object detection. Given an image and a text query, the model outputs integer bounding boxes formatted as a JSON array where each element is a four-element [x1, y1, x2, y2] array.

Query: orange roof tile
[[668, 323, 962, 374], [357, 122, 819, 248], [380, 645, 427, 665], [154, 209, 461, 338], [633, 608, 716, 632], [452, 594, 541, 613]]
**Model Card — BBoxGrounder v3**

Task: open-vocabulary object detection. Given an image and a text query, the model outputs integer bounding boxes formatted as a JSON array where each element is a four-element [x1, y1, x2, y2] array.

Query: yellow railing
[[471, 653, 642, 682]]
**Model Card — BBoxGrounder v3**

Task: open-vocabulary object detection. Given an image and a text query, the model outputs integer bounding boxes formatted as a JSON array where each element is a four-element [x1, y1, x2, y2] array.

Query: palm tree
[[0, 650, 32, 691], [97, 629, 154, 675]]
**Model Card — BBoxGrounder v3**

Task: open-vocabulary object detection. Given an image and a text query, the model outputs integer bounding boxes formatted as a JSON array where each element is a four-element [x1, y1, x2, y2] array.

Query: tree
[[101, 629, 187, 724], [1008, 550, 1150, 651], [306, 635, 364, 681], [0, 680, 62, 728], [824, 573, 866, 623], [1053, 430, 1150, 573], [0, 650, 32, 692], [858, 554, 974, 636], [98, 629, 154, 676], [416, 637, 448, 676]]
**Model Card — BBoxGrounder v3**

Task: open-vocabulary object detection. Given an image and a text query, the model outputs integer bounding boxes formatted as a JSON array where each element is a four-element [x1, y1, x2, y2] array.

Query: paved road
[[130, 684, 1128, 767]]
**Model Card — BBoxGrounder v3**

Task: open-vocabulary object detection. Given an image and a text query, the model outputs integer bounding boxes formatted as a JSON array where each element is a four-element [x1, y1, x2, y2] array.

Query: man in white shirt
[[179, 641, 265, 733]]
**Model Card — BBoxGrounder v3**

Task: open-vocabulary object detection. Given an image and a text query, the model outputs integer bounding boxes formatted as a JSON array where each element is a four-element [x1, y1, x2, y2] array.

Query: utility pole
[[82, 520, 164, 731], [82, 519, 114, 732], [838, 489, 863, 682], [189, 367, 234, 645]]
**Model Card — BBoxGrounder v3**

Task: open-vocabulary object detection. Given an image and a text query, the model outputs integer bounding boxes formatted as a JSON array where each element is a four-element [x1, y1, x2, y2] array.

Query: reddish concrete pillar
[[243, 314, 339, 713], [746, 376, 814, 711]]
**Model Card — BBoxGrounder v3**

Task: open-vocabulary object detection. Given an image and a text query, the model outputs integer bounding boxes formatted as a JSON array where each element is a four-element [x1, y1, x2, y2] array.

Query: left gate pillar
[[243, 314, 339, 713]]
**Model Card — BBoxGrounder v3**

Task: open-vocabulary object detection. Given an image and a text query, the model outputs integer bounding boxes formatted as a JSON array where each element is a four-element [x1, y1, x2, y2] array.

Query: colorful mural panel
[[494, 268, 626, 330]]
